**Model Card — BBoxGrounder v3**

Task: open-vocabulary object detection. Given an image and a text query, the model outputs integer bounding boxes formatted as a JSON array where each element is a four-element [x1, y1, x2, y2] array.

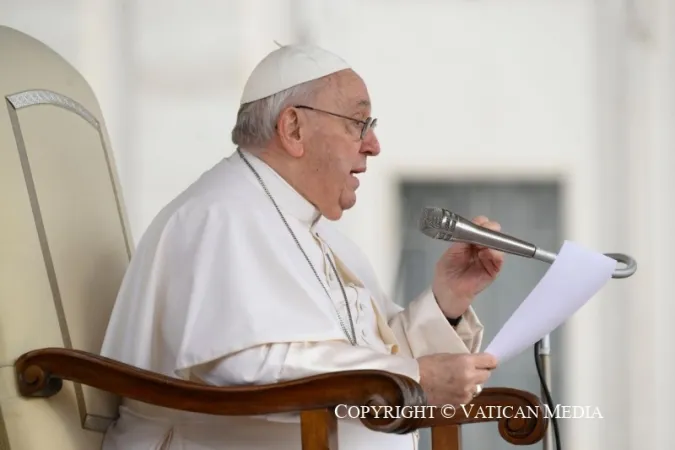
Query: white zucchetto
[[240, 44, 351, 105]]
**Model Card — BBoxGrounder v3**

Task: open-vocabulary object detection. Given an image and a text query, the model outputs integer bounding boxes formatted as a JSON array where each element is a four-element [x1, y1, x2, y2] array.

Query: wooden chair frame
[[14, 348, 548, 449]]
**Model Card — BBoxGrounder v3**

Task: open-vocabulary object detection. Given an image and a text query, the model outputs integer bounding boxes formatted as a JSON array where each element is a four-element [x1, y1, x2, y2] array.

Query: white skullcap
[[240, 43, 351, 105]]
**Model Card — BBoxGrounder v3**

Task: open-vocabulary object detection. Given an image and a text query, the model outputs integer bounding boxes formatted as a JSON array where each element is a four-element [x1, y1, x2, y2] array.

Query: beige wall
[[1, 0, 673, 448]]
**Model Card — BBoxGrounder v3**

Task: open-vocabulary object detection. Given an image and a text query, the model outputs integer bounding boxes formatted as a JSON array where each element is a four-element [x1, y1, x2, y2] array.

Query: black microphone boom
[[418, 206, 637, 279]]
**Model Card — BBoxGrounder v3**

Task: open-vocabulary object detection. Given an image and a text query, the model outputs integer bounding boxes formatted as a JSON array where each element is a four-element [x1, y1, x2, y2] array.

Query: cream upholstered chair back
[[0, 26, 133, 449]]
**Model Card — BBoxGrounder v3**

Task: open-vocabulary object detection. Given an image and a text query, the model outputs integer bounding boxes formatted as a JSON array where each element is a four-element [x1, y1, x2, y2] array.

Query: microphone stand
[[538, 334, 553, 450]]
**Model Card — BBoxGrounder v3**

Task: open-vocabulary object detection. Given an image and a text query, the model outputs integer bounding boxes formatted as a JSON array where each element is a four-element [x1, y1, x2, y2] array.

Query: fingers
[[469, 356, 496, 398], [471, 215, 490, 226], [460, 375, 489, 404], [472, 352, 498, 370], [474, 369, 492, 385], [429, 353, 498, 405], [470, 217, 504, 256], [472, 216, 501, 232], [478, 247, 504, 276]]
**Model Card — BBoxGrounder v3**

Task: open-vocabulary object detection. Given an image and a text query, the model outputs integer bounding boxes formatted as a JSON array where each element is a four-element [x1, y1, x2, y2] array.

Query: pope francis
[[99, 43, 503, 449]]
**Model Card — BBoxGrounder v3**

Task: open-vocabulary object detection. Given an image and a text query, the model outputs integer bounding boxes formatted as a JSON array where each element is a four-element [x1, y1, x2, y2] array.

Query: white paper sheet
[[484, 240, 616, 363]]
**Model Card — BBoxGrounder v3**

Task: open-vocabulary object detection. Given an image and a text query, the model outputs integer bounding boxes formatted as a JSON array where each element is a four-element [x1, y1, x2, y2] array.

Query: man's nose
[[361, 130, 381, 156]]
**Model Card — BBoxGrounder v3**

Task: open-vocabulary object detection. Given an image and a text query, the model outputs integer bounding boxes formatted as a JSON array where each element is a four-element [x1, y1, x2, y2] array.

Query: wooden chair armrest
[[15, 347, 424, 434], [14, 347, 547, 445]]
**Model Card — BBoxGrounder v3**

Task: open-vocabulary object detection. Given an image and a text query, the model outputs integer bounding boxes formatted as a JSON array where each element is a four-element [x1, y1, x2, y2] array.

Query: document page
[[484, 240, 617, 363]]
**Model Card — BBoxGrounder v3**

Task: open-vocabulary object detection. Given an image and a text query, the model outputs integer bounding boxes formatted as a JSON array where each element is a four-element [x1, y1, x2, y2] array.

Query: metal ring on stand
[[604, 253, 638, 279]]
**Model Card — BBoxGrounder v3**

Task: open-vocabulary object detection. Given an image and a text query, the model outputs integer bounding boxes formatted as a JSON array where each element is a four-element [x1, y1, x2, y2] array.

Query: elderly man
[[100, 43, 502, 449]]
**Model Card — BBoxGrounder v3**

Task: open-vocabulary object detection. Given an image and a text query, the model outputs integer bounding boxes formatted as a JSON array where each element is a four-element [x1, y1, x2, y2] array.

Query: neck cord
[[237, 149, 357, 346]]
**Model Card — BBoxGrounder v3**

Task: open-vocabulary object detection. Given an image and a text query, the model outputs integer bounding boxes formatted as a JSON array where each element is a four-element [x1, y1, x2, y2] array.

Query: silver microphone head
[[418, 206, 457, 241]]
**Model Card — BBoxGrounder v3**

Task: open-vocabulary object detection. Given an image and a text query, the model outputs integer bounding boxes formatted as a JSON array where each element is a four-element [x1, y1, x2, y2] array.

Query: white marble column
[[624, 0, 675, 448], [589, 1, 632, 449], [592, 0, 675, 449]]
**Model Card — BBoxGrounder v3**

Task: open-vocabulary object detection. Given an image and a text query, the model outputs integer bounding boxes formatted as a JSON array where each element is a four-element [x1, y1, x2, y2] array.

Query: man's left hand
[[432, 216, 505, 319]]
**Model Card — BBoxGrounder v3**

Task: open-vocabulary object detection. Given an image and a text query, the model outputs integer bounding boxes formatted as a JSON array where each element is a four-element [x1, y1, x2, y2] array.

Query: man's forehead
[[327, 70, 371, 110]]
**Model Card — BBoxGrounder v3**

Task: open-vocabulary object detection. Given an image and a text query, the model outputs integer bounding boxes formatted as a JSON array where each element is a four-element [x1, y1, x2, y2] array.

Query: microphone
[[418, 206, 637, 279]]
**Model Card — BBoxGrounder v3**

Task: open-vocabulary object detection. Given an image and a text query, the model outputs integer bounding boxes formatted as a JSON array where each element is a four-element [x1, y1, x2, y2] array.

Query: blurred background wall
[[1, 0, 673, 449]]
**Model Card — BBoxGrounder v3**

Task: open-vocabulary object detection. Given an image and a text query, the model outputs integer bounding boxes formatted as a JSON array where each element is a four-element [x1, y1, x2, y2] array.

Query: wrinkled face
[[277, 69, 381, 220]]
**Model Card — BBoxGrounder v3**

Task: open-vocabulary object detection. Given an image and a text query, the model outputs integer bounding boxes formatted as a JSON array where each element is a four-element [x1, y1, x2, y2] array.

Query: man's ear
[[276, 107, 304, 158]]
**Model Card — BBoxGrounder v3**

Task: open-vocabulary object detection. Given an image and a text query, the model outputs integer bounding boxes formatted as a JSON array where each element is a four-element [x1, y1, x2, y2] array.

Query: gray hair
[[231, 78, 326, 148]]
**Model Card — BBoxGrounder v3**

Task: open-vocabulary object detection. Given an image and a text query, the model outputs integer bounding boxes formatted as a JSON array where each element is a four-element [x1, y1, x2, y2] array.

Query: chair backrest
[[0, 26, 133, 449]]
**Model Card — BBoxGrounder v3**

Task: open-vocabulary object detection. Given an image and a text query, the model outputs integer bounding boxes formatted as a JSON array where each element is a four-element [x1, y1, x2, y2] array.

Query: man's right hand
[[417, 353, 498, 406]]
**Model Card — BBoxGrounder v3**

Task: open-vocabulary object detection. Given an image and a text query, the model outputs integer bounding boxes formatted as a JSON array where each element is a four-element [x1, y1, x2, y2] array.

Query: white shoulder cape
[[100, 154, 399, 378]]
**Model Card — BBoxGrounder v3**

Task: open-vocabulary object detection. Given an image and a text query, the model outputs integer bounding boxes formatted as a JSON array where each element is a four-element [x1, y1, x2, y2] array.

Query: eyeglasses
[[294, 105, 377, 140]]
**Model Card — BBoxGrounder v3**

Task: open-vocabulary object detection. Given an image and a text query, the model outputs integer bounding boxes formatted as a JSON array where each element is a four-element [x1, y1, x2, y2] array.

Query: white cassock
[[99, 149, 484, 450]]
